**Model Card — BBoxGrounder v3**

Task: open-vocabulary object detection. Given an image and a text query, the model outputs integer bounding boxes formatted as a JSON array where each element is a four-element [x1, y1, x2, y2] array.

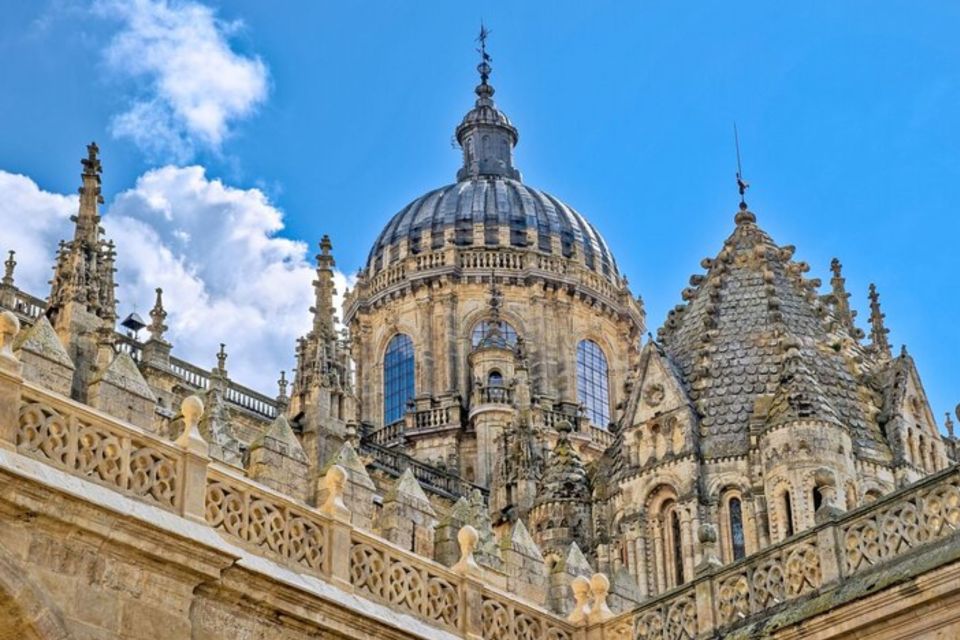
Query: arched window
[[471, 319, 518, 349], [782, 490, 795, 538], [576, 340, 610, 427], [670, 509, 685, 585], [812, 486, 824, 513], [729, 497, 746, 561], [487, 370, 503, 386], [383, 334, 414, 424]]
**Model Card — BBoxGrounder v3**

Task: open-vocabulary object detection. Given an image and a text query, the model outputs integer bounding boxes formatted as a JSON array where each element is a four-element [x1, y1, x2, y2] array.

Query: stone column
[[444, 292, 459, 394], [635, 530, 649, 599]]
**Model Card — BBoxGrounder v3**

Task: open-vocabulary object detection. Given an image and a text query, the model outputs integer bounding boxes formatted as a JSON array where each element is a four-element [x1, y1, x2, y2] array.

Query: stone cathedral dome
[[364, 51, 620, 283]]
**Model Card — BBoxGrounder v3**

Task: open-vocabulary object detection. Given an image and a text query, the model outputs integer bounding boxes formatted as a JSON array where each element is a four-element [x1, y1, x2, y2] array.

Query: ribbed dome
[[365, 177, 620, 281], [364, 40, 621, 284]]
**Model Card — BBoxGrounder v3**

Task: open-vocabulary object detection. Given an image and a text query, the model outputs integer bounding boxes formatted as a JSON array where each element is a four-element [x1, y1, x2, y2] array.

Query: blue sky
[[0, 1, 956, 426]]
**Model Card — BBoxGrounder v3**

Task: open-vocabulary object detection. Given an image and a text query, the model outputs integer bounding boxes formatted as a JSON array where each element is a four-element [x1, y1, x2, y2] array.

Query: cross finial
[[734, 123, 749, 209]]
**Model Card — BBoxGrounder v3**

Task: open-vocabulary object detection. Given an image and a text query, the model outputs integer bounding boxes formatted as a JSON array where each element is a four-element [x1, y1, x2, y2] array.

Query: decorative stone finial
[[948, 410, 957, 439], [216, 343, 227, 372], [0, 310, 21, 360], [696, 523, 723, 575], [813, 468, 844, 523], [867, 283, 891, 357], [587, 573, 613, 624], [452, 524, 480, 575], [148, 287, 168, 342], [320, 464, 349, 518], [175, 395, 208, 455], [277, 370, 288, 404], [2, 250, 15, 288], [567, 575, 592, 625]]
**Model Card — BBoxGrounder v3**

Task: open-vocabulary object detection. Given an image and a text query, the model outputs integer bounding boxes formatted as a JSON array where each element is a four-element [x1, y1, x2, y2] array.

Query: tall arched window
[[670, 509, 685, 585], [782, 490, 795, 538], [576, 340, 610, 427], [383, 334, 415, 424], [728, 497, 746, 561]]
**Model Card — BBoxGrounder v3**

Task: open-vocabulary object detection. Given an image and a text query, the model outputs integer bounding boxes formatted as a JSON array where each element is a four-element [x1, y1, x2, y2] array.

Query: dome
[[365, 45, 619, 283], [365, 177, 620, 281]]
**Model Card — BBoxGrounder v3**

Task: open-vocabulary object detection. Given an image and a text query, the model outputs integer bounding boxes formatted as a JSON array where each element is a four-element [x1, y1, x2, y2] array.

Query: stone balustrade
[[4, 367, 960, 640], [13, 382, 186, 513], [595, 463, 960, 639]]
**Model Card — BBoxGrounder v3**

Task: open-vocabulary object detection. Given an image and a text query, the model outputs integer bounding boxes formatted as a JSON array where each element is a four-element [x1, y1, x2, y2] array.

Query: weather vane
[[477, 23, 492, 62], [476, 23, 492, 85], [734, 122, 749, 207]]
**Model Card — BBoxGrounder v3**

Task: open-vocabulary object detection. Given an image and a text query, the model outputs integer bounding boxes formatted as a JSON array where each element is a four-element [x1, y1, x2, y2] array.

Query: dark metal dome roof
[[365, 37, 621, 284], [365, 176, 620, 281]]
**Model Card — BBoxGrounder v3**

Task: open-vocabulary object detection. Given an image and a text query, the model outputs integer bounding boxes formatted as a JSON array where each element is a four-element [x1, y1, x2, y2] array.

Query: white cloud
[[97, 0, 269, 160], [0, 167, 352, 394]]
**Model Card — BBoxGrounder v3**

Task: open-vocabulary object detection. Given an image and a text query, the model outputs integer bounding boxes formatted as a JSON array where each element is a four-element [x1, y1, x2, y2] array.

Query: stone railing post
[[0, 311, 23, 450], [694, 575, 716, 636], [175, 395, 210, 522], [320, 465, 354, 591], [817, 520, 842, 586], [452, 525, 484, 639]]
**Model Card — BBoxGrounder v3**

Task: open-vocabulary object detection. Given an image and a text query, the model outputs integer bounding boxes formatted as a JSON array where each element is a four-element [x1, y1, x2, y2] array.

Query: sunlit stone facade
[[1, 45, 960, 640]]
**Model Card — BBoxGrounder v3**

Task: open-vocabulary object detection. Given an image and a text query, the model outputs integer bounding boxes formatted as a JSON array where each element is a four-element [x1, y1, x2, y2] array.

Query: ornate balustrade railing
[[6, 370, 960, 640], [597, 464, 960, 640], [12, 291, 45, 320], [477, 385, 513, 406], [413, 405, 456, 430], [358, 437, 487, 502], [3, 379, 560, 638], [369, 419, 406, 446], [13, 382, 185, 513], [205, 464, 328, 576]]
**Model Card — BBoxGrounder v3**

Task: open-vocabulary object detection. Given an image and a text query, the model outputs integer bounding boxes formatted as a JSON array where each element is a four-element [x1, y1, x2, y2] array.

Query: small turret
[[455, 26, 521, 182]]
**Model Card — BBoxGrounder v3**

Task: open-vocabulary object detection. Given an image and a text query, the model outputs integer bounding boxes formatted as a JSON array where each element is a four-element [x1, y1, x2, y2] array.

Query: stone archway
[[0, 543, 71, 640]]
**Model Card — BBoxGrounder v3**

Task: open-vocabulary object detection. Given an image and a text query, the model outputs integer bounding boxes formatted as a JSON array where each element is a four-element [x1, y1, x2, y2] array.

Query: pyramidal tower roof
[[656, 203, 888, 459]]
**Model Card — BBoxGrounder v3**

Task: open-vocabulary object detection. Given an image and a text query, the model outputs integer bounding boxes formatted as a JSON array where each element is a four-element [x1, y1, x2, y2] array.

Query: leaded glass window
[[576, 339, 610, 427], [729, 497, 746, 560], [471, 320, 518, 349], [383, 334, 414, 424]]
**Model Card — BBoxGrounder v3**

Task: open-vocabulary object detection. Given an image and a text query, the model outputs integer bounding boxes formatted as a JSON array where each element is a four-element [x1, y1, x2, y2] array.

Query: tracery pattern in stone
[[17, 399, 179, 509], [349, 540, 459, 629], [631, 588, 697, 640], [480, 596, 572, 640], [205, 479, 326, 572], [714, 536, 821, 627], [842, 476, 960, 574]]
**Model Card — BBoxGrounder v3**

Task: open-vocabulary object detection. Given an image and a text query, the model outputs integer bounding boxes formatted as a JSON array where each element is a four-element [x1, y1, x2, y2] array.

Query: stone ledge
[[0, 448, 460, 640]]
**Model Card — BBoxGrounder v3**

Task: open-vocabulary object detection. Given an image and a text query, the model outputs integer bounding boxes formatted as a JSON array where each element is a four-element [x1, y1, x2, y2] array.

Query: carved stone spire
[[945, 412, 955, 439], [148, 287, 168, 342], [76, 142, 104, 247], [867, 283, 891, 357], [312, 235, 337, 340], [829, 258, 862, 338], [0, 250, 15, 308], [47, 142, 117, 327], [455, 26, 521, 182], [2, 250, 15, 288]]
